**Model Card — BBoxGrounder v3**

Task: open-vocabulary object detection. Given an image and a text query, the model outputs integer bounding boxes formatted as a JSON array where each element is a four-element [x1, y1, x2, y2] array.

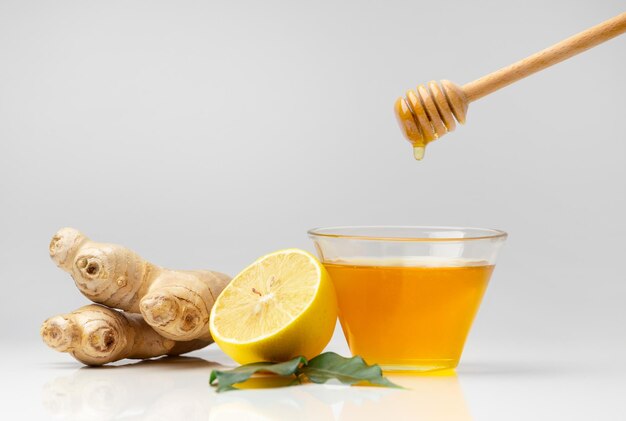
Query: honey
[[324, 257, 493, 371]]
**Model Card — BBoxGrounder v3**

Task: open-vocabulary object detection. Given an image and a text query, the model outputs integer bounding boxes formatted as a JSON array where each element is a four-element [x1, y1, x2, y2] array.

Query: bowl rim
[[307, 225, 508, 242]]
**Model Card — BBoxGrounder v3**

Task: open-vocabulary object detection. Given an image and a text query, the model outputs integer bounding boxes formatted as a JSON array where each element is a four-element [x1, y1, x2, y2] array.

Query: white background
[[1, 1, 625, 419]]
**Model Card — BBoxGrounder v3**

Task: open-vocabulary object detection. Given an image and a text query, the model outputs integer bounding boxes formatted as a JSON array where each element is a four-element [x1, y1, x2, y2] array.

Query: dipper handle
[[464, 12, 626, 102]]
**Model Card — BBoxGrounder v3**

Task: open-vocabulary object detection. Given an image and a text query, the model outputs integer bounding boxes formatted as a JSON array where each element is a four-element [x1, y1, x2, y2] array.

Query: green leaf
[[298, 352, 403, 389], [209, 356, 306, 392], [209, 353, 402, 392]]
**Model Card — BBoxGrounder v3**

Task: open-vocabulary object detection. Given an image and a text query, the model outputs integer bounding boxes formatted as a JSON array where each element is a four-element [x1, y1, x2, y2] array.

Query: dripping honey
[[324, 258, 493, 371]]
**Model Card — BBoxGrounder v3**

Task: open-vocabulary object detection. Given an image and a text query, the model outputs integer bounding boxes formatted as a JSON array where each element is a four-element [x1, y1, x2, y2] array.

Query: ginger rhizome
[[49, 228, 231, 342], [41, 304, 211, 366]]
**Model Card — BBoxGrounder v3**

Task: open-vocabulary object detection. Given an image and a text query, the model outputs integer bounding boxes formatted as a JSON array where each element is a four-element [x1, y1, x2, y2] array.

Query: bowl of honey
[[308, 226, 507, 372]]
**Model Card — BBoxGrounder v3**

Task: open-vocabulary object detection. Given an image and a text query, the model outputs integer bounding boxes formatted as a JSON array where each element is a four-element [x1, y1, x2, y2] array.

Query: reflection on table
[[41, 357, 471, 420]]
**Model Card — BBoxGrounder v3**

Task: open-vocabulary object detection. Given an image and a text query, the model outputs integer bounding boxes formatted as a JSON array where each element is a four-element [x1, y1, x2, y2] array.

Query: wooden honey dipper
[[395, 12, 626, 160]]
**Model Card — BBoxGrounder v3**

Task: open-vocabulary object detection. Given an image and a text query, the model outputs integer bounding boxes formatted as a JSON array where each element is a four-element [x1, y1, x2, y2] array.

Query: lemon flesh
[[210, 249, 337, 364]]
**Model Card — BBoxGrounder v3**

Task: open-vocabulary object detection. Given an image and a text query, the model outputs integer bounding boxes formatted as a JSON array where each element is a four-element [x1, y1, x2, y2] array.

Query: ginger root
[[41, 304, 210, 366], [49, 228, 230, 341]]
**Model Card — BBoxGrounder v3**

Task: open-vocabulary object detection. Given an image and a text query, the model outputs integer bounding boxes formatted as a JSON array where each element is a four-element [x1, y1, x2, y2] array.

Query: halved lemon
[[209, 249, 337, 364]]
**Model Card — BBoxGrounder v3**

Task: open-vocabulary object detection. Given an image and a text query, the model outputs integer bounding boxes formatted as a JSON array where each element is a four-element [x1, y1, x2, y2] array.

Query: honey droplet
[[413, 145, 425, 161]]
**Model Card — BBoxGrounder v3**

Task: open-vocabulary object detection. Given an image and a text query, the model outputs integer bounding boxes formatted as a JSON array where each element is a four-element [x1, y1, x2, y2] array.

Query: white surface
[[4, 331, 625, 421]]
